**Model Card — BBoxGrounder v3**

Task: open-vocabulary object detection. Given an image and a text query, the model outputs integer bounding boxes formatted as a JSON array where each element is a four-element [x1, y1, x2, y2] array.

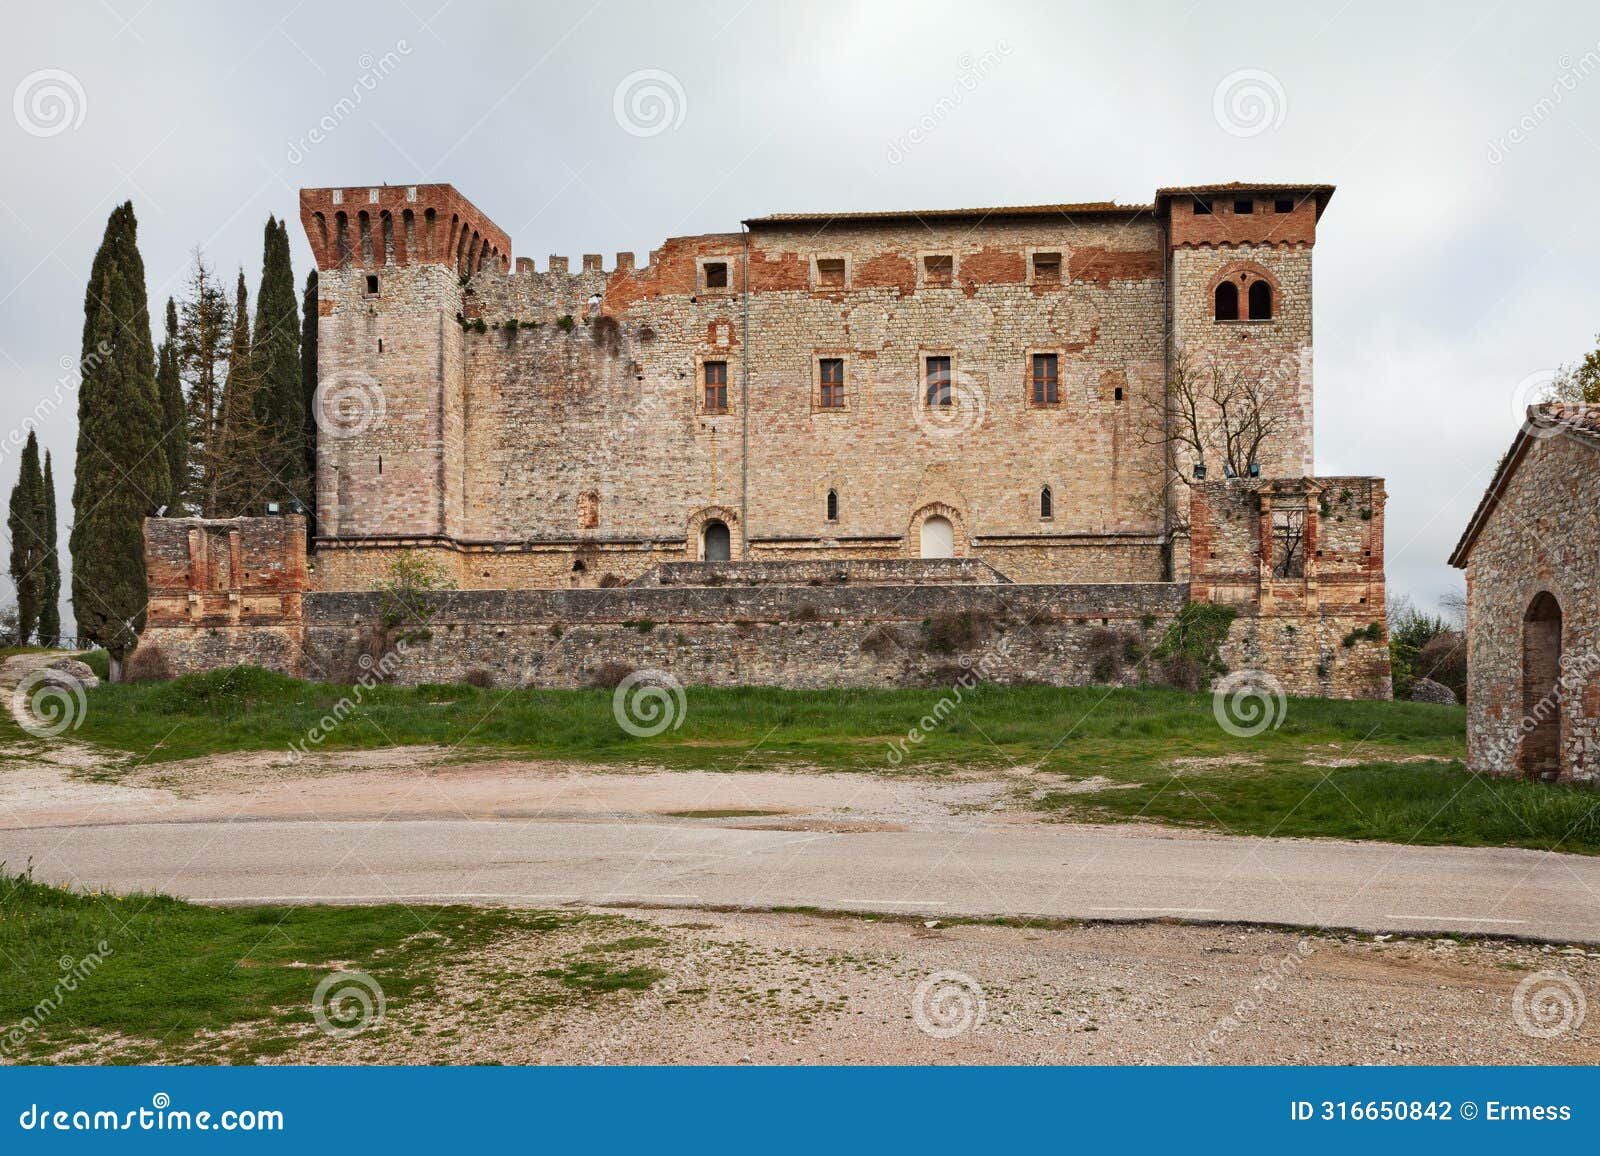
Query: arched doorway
[[702, 519, 731, 562], [920, 515, 954, 559], [1521, 592, 1563, 782]]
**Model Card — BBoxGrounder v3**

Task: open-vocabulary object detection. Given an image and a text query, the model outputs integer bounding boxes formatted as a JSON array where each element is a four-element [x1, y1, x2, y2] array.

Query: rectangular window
[[1032, 252, 1061, 283], [816, 258, 846, 288], [703, 261, 729, 289], [1031, 353, 1059, 406], [819, 358, 845, 408], [923, 254, 953, 286], [925, 356, 952, 406], [703, 360, 728, 412], [1193, 198, 1213, 215], [1233, 199, 1254, 214], [1272, 510, 1306, 579], [1274, 197, 1295, 214]]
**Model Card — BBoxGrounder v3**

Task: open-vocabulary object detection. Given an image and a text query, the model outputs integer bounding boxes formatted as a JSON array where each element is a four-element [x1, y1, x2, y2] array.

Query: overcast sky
[[3, 0, 1597, 629]]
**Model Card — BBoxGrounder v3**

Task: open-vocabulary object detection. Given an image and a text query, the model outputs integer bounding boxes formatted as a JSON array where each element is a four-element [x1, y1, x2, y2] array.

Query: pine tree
[[212, 272, 271, 517], [178, 252, 231, 515], [6, 431, 45, 642], [156, 296, 186, 511], [38, 451, 61, 647], [69, 203, 167, 675], [251, 217, 304, 504], [301, 269, 318, 527]]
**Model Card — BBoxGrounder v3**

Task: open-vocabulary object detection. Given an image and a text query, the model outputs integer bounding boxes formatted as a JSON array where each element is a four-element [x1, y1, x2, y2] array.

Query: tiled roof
[[1448, 404, 1600, 567], [744, 202, 1152, 225]]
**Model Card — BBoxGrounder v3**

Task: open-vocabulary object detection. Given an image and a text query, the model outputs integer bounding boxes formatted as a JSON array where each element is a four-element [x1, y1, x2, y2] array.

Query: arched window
[[1214, 280, 1239, 321], [1522, 592, 1563, 781], [826, 489, 838, 522], [920, 516, 954, 559], [1248, 279, 1273, 320], [1040, 486, 1053, 519], [703, 520, 731, 562]]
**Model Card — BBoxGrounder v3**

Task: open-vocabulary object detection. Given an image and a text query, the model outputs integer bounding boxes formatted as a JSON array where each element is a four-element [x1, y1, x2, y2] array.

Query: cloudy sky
[[2, 0, 1597, 628]]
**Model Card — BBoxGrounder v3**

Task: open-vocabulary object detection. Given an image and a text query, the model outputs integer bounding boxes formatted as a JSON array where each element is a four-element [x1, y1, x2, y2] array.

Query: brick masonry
[[1450, 410, 1600, 784]]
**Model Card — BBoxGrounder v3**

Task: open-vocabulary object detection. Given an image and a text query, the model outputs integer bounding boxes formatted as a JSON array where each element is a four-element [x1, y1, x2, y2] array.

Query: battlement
[[1157, 184, 1332, 249], [298, 184, 510, 274]]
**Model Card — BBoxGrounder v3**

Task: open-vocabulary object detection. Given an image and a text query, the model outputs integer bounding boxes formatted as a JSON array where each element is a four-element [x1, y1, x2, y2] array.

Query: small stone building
[[1449, 405, 1600, 784]]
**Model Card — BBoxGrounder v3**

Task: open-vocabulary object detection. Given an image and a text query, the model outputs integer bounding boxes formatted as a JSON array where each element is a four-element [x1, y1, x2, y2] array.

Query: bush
[[923, 610, 997, 655], [859, 624, 902, 657], [586, 662, 634, 690], [463, 666, 496, 689], [123, 645, 173, 683], [1150, 602, 1236, 689], [1086, 627, 1140, 684], [1415, 631, 1467, 703]]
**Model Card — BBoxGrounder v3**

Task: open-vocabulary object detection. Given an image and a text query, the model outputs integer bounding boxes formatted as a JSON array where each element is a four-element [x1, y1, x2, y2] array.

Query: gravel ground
[[207, 908, 1600, 1066]]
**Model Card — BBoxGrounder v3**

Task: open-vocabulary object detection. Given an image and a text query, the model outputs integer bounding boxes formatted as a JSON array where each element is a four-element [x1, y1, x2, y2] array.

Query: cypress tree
[[251, 217, 303, 503], [69, 203, 167, 676], [156, 297, 186, 511], [38, 451, 61, 647], [301, 269, 318, 527], [6, 431, 45, 642], [213, 271, 268, 516], [178, 252, 230, 515]]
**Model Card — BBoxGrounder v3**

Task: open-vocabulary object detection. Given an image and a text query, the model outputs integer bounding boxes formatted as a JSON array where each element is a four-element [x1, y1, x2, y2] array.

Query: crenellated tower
[[298, 184, 510, 549]]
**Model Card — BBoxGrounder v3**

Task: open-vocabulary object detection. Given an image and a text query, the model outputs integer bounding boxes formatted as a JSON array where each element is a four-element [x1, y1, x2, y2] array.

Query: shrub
[[860, 624, 903, 657], [586, 662, 634, 690], [123, 644, 173, 683], [1415, 630, 1467, 703], [463, 666, 496, 689], [1150, 602, 1236, 689], [556, 314, 575, 332], [1086, 627, 1141, 684], [923, 609, 997, 655]]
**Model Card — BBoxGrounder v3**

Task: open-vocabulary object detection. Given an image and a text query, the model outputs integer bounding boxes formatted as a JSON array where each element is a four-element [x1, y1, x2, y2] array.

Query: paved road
[[8, 816, 1600, 943]]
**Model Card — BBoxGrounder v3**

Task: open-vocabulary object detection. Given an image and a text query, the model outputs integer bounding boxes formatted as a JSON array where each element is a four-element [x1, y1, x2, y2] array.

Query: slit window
[[1040, 486, 1053, 520], [1214, 280, 1239, 321], [826, 489, 839, 522], [1032, 252, 1062, 283], [703, 360, 729, 412], [923, 254, 954, 286], [702, 261, 729, 289], [925, 356, 952, 406], [816, 258, 846, 288], [819, 358, 845, 408], [1031, 353, 1059, 406]]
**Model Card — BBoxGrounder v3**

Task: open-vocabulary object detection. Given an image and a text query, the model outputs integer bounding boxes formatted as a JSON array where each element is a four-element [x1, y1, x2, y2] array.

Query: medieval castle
[[141, 181, 1391, 698]]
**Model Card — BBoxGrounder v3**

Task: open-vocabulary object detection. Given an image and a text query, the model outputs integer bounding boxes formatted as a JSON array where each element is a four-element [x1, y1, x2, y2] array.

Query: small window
[[703, 261, 729, 289], [925, 356, 952, 406], [819, 358, 845, 408], [923, 254, 954, 286], [1114, 386, 1124, 402], [1193, 198, 1213, 215], [1272, 510, 1305, 578], [816, 258, 846, 288], [1032, 252, 1061, 283], [1274, 198, 1295, 214], [365, 274, 380, 296], [377, 339, 383, 353], [1248, 279, 1273, 320], [1214, 280, 1239, 322], [1040, 486, 1053, 520], [1233, 199, 1253, 215], [826, 489, 839, 522], [703, 360, 728, 412], [1031, 353, 1059, 406]]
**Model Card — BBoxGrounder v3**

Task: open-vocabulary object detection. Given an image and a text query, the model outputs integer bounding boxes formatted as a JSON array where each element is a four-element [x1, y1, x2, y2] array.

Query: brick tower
[[298, 184, 510, 544]]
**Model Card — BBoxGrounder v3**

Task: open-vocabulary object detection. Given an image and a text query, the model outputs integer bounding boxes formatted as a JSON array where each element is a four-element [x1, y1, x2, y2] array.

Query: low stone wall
[[300, 582, 1187, 689], [631, 558, 1012, 587]]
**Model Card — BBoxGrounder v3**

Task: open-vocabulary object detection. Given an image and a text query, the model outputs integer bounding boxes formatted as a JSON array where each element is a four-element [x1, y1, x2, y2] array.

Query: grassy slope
[[0, 871, 654, 1064], [58, 666, 1600, 854]]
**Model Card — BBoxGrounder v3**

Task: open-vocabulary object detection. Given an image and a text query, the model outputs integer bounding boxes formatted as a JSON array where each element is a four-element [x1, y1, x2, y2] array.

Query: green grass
[[56, 665, 1600, 854], [0, 869, 592, 1063]]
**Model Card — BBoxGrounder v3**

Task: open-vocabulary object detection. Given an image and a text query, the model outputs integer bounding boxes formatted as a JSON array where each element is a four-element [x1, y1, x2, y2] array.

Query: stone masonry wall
[[1458, 430, 1600, 784]]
